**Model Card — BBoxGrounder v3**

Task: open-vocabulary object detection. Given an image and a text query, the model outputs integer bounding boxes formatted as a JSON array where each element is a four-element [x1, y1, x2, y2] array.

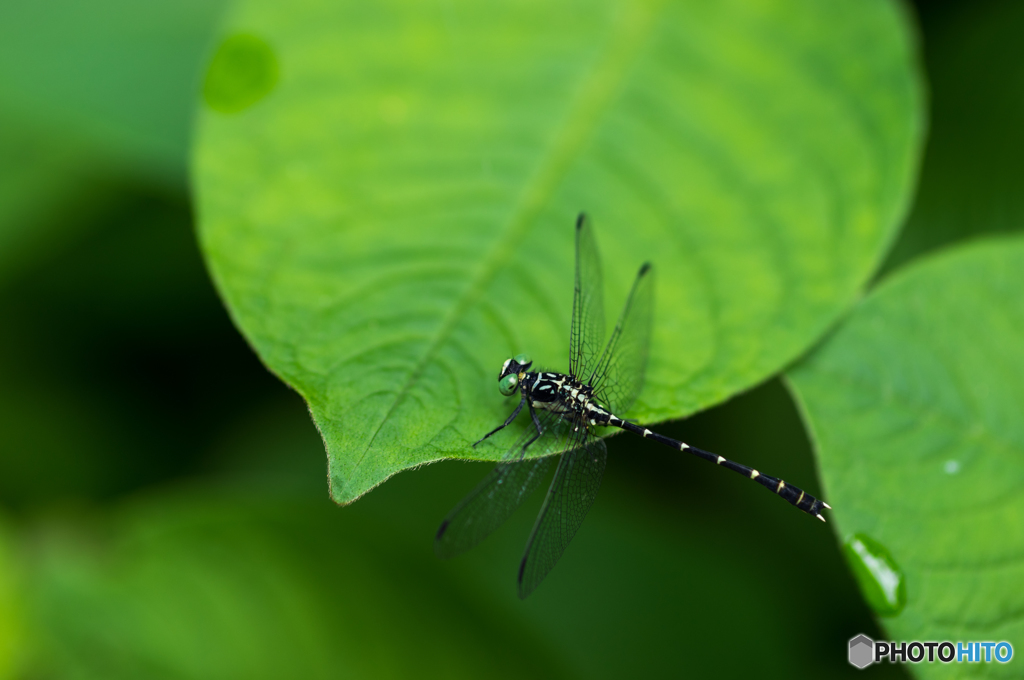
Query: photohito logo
[[849, 635, 874, 669], [849, 634, 1013, 669]]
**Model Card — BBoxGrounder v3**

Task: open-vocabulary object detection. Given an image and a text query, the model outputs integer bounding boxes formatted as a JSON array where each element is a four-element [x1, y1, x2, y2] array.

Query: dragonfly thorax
[[525, 371, 612, 425]]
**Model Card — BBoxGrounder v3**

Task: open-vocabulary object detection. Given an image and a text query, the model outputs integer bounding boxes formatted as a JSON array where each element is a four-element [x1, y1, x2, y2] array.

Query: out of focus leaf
[[0, 0, 228, 285], [0, 0, 227, 184], [0, 520, 25, 680], [0, 189, 286, 507], [882, 0, 1024, 273], [194, 0, 923, 503], [0, 115, 120, 288], [25, 492, 565, 680], [788, 237, 1024, 677]]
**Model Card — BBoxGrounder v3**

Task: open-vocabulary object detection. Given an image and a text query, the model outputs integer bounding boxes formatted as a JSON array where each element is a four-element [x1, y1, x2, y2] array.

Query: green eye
[[513, 353, 532, 365], [498, 374, 519, 396]]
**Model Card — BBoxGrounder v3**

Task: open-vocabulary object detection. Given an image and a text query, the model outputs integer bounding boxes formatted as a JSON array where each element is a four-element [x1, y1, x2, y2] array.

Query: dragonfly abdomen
[[611, 418, 830, 521]]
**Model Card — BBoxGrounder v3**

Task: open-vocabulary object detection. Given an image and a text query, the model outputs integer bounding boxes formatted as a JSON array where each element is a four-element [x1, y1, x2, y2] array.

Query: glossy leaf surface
[[194, 0, 923, 502]]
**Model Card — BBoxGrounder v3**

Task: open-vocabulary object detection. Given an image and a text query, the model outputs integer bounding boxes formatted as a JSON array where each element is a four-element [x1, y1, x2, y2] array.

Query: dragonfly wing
[[590, 261, 653, 415], [435, 410, 568, 559], [517, 425, 608, 598], [569, 213, 605, 383]]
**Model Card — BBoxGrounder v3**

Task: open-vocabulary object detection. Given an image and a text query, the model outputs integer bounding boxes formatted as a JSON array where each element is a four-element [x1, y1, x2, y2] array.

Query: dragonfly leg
[[528, 402, 544, 437], [473, 396, 526, 447], [516, 403, 546, 452]]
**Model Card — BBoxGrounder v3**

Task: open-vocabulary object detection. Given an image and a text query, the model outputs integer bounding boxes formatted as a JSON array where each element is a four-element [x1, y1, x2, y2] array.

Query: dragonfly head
[[498, 353, 532, 396]]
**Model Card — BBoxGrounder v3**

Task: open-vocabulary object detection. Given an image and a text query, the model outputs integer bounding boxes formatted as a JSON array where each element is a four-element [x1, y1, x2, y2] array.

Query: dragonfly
[[436, 213, 830, 598]]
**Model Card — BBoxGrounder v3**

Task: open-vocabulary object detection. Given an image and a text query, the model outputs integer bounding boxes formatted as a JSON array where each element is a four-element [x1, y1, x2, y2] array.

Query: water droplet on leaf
[[844, 533, 906, 616]]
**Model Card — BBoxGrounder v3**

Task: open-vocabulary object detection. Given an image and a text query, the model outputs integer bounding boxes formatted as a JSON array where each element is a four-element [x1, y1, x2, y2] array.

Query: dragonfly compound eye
[[498, 373, 519, 396], [513, 353, 532, 366]]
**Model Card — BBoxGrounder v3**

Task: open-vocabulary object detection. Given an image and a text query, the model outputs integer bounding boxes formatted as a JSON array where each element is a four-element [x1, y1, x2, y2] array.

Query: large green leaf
[[787, 237, 1024, 677], [194, 0, 924, 503], [23, 493, 563, 680]]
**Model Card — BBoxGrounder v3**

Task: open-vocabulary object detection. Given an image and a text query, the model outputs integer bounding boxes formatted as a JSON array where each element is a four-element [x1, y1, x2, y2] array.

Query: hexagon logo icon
[[849, 634, 874, 669]]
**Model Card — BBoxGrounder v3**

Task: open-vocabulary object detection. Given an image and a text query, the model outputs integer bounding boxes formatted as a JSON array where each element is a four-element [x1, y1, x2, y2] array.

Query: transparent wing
[[569, 213, 605, 382], [435, 409, 570, 559], [590, 262, 654, 415], [517, 424, 608, 599]]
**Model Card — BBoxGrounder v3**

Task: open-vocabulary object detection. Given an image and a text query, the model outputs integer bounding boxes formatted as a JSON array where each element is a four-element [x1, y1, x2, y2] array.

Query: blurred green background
[[0, 0, 1019, 677]]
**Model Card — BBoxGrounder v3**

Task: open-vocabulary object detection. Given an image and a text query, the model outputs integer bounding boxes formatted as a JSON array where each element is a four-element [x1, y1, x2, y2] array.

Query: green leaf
[[787, 237, 1024, 673], [0, 114, 122, 289], [882, 1, 1024, 275], [0, 0, 228, 184], [24, 493, 564, 680], [0, 519, 25, 680], [194, 0, 924, 503]]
